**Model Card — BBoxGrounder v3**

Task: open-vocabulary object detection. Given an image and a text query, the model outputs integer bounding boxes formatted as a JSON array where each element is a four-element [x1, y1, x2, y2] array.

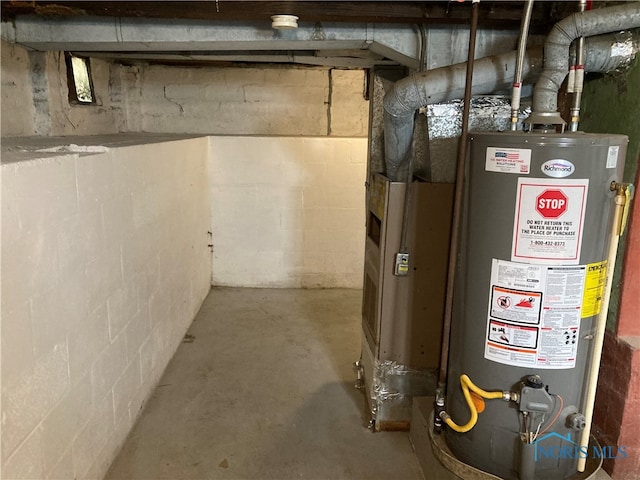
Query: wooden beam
[[1, 1, 574, 31]]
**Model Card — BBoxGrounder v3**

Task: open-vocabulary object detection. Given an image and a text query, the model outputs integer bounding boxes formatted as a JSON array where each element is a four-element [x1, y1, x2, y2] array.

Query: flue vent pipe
[[382, 33, 638, 181], [383, 48, 542, 181], [529, 1, 640, 127]]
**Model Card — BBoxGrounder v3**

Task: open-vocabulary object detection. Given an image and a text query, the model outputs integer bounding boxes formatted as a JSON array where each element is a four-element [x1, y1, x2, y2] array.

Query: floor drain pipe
[[438, 0, 480, 394], [510, 0, 534, 131]]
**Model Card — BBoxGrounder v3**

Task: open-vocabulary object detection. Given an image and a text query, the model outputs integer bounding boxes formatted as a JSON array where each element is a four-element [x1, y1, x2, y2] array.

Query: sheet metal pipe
[[438, 0, 480, 389], [398, 25, 428, 256], [532, 2, 640, 122], [383, 31, 638, 182], [383, 48, 542, 181], [510, 0, 534, 131]]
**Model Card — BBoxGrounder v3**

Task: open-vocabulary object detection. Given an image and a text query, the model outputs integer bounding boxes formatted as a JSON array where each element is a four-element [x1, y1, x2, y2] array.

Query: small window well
[[65, 53, 95, 104]]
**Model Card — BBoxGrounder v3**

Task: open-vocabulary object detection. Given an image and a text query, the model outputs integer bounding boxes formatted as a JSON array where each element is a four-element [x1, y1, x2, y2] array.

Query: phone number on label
[[530, 241, 565, 247]]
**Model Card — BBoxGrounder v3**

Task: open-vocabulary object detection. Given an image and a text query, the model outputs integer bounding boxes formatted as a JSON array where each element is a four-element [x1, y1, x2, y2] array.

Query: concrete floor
[[106, 288, 424, 480]]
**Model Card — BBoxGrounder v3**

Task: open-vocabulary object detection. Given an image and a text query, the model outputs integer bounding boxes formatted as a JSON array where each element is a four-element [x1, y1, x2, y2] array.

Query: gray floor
[[106, 288, 424, 480]]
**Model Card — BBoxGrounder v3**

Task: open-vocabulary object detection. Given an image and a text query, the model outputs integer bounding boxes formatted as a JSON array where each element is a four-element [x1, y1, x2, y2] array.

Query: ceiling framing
[[1, 1, 578, 68], [1, 1, 575, 30]]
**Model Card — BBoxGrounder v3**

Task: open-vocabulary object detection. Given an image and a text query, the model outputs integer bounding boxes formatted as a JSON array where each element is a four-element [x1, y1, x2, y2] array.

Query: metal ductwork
[[383, 48, 541, 182], [1, 16, 424, 69], [383, 32, 638, 181], [530, 2, 640, 126]]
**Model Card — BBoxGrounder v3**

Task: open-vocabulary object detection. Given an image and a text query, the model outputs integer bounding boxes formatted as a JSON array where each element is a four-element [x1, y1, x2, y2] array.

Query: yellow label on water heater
[[581, 260, 607, 318]]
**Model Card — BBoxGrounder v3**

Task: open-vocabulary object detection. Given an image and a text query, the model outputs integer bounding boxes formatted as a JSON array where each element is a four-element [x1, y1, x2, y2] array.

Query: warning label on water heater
[[581, 260, 608, 318], [512, 178, 589, 265], [484, 259, 586, 369]]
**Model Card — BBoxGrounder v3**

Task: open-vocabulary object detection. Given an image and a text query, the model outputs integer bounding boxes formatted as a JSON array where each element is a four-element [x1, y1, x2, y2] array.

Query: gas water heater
[[443, 131, 628, 479]]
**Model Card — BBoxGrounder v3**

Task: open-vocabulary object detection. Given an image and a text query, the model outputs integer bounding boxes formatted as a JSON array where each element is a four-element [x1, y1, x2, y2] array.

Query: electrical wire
[[532, 414, 545, 442], [538, 394, 564, 436]]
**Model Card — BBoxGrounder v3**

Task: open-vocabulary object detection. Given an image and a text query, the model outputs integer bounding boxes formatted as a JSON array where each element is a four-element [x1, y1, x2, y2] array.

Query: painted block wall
[[0, 40, 124, 137], [1, 40, 369, 138], [139, 65, 368, 137], [1, 137, 212, 479], [0, 41, 35, 136], [209, 136, 367, 288]]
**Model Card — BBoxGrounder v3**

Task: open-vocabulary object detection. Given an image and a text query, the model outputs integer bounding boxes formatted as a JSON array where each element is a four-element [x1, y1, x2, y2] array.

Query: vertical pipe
[[399, 154, 414, 253], [569, 0, 588, 132], [398, 25, 428, 255], [438, 0, 480, 388], [510, 0, 534, 131], [519, 442, 537, 480], [576, 184, 628, 472]]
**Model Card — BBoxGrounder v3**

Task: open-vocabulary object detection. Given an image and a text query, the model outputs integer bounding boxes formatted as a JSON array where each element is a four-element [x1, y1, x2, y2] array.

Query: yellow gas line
[[441, 374, 506, 433]]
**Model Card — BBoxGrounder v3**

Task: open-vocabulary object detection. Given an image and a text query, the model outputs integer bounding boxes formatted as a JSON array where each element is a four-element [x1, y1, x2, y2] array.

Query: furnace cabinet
[[360, 174, 454, 431]]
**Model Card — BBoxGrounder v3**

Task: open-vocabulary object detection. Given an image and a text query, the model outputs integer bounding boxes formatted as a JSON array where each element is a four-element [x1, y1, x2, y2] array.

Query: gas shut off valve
[[518, 375, 586, 434], [435, 374, 586, 435], [519, 375, 554, 416]]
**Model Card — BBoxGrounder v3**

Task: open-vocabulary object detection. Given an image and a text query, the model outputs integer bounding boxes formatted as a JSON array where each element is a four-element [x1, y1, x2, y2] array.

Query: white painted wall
[[138, 65, 368, 137], [1, 40, 369, 138], [1, 137, 211, 480], [209, 136, 367, 288], [1, 37, 370, 480]]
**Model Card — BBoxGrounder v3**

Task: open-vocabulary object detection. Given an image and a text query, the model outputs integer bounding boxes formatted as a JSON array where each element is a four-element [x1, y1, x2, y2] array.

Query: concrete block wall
[[1, 40, 369, 138], [1, 137, 212, 479], [0, 40, 125, 137], [0, 41, 35, 136], [139, 65, 368, 137], [209, 136, 367, 288]]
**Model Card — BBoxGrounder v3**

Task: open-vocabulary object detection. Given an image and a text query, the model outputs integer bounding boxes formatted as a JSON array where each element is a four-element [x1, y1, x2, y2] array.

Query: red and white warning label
[[488, 320, 538, 349], [490, 286, 542, 324], [511, 178, 589, 264], [484, 259, 586, 369]]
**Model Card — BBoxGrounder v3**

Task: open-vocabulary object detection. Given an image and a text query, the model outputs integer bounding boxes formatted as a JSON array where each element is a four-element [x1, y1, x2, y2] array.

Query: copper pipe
[[438, 0, 480, 388]]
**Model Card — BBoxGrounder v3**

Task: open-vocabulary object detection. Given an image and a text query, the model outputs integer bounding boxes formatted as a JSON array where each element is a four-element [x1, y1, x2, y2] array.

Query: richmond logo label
[[541, 159, 575, 178]]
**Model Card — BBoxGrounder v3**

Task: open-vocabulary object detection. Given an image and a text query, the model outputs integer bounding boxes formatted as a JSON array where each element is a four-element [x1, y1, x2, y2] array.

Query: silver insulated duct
[[383, 49, 542, 182], [383, 32, 638, 181]]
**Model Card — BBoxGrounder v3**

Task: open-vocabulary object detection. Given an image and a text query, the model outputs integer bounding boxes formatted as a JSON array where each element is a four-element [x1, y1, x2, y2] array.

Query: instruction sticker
[[484, 259, 586, 369], [606, 146, 619, 169], [512, 178, 589, 264], [486, 147, 531, 174], [581, 260, 607, 318], [489, 320, 538, 349]]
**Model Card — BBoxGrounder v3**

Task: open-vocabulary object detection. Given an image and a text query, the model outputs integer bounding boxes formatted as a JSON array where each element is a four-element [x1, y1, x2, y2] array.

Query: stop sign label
[[536, 189, 568, 218]]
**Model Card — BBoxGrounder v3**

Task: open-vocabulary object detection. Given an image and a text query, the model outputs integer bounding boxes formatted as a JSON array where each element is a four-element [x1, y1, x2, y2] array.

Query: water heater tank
[[445, 131, 628, 479]]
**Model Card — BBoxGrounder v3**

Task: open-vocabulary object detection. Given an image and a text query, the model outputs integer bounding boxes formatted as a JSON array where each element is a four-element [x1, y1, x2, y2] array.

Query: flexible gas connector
[[440, 374, 506, 433]]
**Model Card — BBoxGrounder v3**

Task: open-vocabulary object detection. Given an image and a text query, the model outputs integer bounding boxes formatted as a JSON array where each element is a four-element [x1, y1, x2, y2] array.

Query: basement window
[[65, 53, 95, 104]]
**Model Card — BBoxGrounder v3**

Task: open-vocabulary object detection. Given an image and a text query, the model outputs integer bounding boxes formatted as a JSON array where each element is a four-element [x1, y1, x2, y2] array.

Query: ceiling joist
[[1, 1, 575, 31]]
